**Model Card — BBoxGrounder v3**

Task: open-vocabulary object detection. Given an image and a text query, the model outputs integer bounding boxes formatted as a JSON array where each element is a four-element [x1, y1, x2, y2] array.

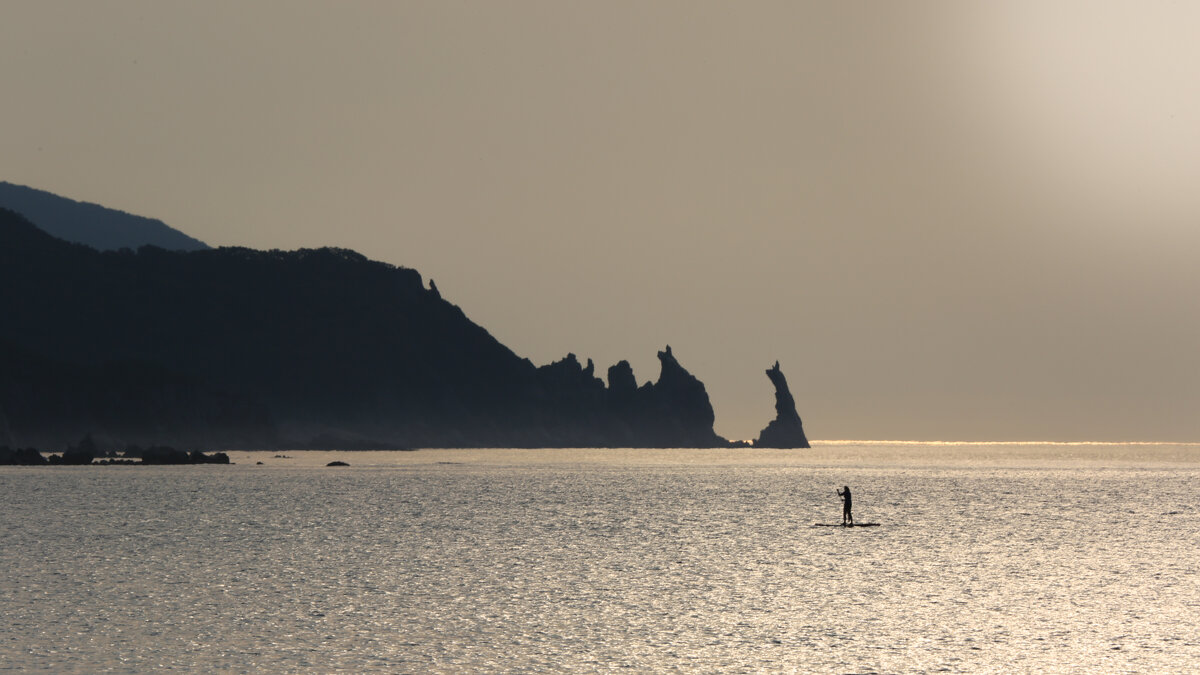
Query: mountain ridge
[[0, 181, 209, 251], [0, 206, 739, 449]]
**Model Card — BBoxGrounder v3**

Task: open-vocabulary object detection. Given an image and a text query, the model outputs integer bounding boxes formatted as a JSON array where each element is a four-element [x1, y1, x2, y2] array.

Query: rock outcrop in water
[[75, 445, 229, 465], [0, 446, 47, 465], [135, 447, 231, 465], [0, 438, 233, 465], [754, 361, 810, 448], [60, 434, 99, 465]]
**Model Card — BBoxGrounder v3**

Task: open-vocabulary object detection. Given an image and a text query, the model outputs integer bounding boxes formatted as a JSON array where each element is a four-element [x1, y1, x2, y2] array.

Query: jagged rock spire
[[754, 361, 810, 448]]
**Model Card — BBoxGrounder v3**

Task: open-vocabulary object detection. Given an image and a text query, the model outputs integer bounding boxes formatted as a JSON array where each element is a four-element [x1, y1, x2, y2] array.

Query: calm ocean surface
[[2, 443, 1198, 673]]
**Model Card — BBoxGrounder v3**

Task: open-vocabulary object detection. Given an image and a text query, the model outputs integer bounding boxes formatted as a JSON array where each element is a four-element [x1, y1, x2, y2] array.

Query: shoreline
[[211, 444, 1200, 470], [6, 442, 1199, 470]]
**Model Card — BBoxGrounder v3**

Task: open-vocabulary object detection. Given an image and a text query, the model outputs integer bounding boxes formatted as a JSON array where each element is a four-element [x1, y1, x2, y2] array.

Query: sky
[[3, 2, 1198, 442]]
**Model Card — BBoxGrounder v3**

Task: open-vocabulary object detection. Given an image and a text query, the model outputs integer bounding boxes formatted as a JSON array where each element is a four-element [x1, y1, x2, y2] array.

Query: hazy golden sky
[[3, 2, 1198, 441]]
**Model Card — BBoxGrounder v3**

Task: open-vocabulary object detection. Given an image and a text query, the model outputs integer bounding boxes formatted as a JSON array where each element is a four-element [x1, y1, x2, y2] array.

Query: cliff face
[[0, 403, 12, 447], [635, 346, 726, 448], [0, 207, 730, 449], [754, 361, 811, 448], [0, 336, 275, 450]]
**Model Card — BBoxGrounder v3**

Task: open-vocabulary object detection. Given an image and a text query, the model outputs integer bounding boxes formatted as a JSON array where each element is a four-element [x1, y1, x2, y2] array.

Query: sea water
[[1, 444, 1198, 673]]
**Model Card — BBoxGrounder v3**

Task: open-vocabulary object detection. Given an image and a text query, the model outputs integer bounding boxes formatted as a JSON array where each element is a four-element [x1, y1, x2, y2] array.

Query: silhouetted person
[[837, 486, 853, 525]]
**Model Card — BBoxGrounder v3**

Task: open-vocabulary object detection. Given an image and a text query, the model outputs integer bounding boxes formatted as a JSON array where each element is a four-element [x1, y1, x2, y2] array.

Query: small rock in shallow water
[[326, 461, 349, 467]]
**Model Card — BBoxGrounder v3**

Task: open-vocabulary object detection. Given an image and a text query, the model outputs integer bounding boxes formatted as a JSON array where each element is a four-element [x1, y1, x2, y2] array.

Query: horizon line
[[808, 439, 1200, 447]]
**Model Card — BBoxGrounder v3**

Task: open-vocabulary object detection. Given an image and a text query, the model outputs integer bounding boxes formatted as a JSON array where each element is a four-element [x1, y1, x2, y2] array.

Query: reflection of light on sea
[[7, 448, 1199, 671]]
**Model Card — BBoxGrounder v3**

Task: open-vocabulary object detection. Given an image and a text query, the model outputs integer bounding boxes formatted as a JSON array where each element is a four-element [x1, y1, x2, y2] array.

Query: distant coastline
[[0, 190, 811, 452]]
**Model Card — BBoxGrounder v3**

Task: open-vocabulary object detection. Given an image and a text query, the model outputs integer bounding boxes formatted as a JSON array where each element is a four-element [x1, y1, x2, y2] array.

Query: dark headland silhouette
[[0, 197, 813, 451]]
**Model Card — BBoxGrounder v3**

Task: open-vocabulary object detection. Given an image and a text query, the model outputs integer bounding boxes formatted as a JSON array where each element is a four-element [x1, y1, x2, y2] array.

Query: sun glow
[[960, 2, 1200, 232]]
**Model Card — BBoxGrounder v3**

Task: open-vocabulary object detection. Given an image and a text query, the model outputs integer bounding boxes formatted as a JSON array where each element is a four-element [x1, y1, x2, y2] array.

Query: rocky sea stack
[[754, 361, 810, 448]]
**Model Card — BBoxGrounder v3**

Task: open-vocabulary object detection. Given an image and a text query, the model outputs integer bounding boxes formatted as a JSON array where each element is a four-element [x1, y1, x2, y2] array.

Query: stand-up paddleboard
[[812, 523, 881, 527]]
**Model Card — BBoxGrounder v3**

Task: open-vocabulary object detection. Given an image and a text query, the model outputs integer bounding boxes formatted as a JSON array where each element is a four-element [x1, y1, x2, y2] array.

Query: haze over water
[[3, 443, 1197, 673], [5, 3, 1200, 442]]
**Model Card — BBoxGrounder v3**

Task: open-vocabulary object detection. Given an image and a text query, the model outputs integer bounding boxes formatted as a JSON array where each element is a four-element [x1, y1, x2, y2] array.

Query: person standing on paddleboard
[[837, 486, 853, 525]]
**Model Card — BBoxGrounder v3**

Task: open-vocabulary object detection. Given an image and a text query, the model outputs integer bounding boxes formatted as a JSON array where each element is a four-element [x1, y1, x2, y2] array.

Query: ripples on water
[[2, 445, 1198, 673]]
